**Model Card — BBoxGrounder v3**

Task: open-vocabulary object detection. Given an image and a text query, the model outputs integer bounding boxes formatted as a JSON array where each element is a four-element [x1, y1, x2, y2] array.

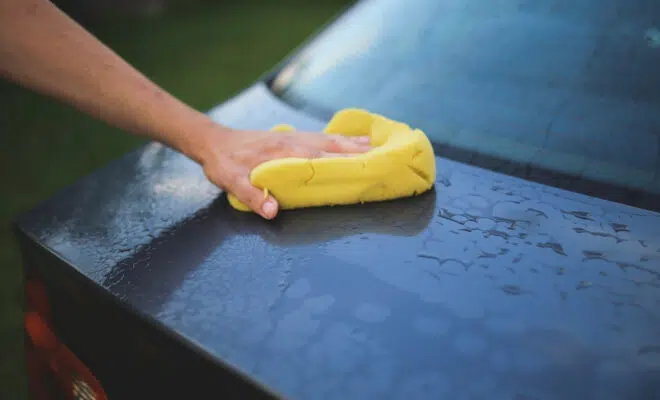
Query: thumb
[[230, 177, 279, 219]]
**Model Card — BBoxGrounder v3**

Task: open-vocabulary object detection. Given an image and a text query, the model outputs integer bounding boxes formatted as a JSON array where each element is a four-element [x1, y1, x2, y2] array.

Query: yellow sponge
[[227, 108, 436, 212]]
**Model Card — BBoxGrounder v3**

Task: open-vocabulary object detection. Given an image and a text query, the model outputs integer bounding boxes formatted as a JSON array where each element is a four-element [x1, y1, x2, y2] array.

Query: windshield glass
[[271, 0, 660, 208]]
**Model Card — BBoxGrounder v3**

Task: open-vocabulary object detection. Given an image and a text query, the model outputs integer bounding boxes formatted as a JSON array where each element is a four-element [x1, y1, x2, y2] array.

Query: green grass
[[0, 1, 349, 398]]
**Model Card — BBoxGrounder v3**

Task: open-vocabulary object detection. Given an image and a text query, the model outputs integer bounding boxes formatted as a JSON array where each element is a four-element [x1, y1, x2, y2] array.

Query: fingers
[[349, 136, 371, 145], [205, 162, 279, 219], [320, 134, 372, 154], [228, 174, 279, 219], [319, 151, 354, 158], [283, 133, 371, 157], [202, 129, 376, 220], [248, 133, 372, 165]]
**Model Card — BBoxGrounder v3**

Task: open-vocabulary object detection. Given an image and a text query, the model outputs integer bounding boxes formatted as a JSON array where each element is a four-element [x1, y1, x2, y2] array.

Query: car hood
[[16, 83, 660, 400]]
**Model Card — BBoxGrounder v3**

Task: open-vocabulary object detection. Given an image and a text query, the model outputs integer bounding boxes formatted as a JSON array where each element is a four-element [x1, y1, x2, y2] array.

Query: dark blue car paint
[[15, 82, 660, 399], [272, 0, 660, 214]]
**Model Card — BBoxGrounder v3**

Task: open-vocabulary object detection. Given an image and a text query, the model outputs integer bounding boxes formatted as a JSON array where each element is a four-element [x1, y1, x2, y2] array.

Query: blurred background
[[0, 0, 350, 397]]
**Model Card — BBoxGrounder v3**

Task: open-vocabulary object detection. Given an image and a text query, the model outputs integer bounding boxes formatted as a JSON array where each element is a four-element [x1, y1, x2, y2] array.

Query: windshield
[[271, 0, 660, 210]]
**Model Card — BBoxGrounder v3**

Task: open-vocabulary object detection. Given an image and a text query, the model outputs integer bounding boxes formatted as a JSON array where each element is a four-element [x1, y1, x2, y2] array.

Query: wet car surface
[[14, 0, 660, 399], [16, 84, 660, 400]]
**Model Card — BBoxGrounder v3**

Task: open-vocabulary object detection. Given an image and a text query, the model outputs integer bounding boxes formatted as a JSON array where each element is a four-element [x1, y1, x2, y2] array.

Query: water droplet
[[645, 27, 660, 48], [501, 285, 523, 295], [576, 281, 592, 290]]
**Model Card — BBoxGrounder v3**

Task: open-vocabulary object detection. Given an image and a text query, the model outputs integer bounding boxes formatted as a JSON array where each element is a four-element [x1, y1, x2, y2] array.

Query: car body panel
[[273, 0, 660, 214], [15, 82, 660, 399]]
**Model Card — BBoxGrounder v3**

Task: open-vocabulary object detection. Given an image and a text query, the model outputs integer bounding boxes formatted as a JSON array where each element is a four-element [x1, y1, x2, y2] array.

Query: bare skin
[[0, 0, 371, 219]]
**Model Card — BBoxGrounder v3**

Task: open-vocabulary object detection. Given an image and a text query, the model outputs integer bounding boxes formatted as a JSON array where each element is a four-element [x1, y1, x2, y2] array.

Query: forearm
[[0, 0, 220, 163]]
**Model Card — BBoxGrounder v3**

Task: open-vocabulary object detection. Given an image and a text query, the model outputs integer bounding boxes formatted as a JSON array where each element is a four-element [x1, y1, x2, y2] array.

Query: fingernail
[[261, 199, 277, 219], [354, 136, 371, 144]]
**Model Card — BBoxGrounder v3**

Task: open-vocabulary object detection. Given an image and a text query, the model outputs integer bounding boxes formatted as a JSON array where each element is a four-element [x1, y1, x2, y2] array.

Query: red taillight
[[25, 279, 50, 316], [24, 278, 108, 400]]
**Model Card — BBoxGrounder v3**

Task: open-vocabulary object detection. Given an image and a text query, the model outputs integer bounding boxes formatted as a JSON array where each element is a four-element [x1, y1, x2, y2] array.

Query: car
[[14, 0, 660, 399]]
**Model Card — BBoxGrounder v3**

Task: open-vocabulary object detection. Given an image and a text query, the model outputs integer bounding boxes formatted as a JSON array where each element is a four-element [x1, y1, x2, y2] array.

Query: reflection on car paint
[[16, 83, 660, 400], [645, 27, 660, 48]]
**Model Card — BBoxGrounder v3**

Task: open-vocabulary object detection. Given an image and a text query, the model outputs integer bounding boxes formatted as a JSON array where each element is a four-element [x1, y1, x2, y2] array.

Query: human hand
[[196, 126, 372, 219]]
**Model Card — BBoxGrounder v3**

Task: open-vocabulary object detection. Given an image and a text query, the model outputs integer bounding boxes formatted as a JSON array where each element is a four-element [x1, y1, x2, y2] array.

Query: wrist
[[174, 113, 233, 167]]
